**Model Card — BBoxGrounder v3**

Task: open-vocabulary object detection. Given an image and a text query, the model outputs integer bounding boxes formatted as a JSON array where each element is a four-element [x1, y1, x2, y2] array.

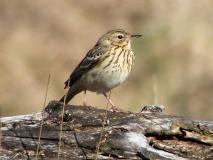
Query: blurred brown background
[[0, 0, 213, 120]]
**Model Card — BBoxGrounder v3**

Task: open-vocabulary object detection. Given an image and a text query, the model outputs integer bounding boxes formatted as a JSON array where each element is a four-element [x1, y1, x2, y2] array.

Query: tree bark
[[1, 101, 213, 159]]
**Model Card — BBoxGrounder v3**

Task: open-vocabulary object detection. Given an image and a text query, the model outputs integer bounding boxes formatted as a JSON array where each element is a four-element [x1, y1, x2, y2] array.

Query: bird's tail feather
[[59, 85, 82, 104]]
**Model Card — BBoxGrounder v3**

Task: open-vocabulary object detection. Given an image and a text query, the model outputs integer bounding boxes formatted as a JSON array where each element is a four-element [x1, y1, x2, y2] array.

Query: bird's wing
[[64, 45, 105, 88]]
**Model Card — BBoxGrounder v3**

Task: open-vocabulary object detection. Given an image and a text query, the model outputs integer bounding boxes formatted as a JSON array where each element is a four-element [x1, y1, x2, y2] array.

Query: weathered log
[[1, 101, 213, 159]]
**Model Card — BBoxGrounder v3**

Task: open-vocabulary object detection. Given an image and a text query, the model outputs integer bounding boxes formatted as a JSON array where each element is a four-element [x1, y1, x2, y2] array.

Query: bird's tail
[[59, 84, 82, 104]]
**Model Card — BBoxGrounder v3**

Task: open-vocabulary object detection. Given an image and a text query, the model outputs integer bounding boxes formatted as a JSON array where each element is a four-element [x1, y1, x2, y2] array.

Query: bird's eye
[[117, 34, 124, 39]]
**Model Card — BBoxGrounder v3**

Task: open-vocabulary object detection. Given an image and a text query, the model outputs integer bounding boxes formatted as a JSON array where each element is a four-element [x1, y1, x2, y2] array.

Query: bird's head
[[97, 29, 142, 49]]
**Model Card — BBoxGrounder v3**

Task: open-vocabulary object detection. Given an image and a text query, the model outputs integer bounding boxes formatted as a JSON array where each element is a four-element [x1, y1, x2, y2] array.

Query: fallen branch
[[1, 101, 213, 159]]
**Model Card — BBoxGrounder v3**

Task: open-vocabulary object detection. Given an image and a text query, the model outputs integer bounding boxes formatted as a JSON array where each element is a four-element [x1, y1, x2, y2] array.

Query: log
[[1, 101, 213, 159]]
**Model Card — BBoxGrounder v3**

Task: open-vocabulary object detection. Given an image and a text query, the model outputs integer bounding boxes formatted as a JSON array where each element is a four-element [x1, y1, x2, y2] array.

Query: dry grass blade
[[152, 74, 158, 104], [57, 79, 70, 160], [0, 106, 2, 153], [36, 73, 51, 160], [95, 91, 111, 160]]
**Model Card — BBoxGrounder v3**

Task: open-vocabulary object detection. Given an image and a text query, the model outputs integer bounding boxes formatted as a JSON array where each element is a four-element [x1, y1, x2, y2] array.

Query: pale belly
[[80, 67, 130, 93], [79, 48, 134, 93]]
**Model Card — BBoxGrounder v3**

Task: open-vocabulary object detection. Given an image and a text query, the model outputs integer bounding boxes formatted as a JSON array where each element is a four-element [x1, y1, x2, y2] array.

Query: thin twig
[[0, 105, 2, 153], [36, 73, 51, 160], [58, 79, 70, 160], [152, 74, 158, 104], [95, 91, 111, 159]]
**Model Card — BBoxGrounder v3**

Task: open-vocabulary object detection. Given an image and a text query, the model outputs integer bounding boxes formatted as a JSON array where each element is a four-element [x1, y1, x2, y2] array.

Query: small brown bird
[[60, 29, 141, 110]]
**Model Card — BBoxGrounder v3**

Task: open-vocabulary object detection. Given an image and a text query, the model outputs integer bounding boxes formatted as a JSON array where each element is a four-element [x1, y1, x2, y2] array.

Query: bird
[[59, 29, 141, 110]]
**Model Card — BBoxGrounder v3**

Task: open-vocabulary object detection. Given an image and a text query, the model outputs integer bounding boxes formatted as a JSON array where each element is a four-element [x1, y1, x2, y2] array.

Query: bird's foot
[[110, 105, 121, 112], [109, 105, 131, 113], [103, 93, 130, 113], [83, 100, 87, 106]]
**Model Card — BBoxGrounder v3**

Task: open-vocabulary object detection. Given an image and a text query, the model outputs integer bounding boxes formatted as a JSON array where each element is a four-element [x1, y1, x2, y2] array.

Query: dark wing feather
[[64, 45, 104, 88]]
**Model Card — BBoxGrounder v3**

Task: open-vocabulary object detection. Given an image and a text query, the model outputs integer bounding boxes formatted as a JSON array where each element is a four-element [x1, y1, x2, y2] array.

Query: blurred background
[[1, 0, 213, 120]]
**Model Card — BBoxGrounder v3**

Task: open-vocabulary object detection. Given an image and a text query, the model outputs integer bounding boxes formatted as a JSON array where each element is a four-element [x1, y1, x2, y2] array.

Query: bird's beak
[[131, 34, 142, 38]]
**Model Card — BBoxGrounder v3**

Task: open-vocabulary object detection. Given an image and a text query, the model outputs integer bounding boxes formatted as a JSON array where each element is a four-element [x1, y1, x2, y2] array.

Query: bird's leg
[[83, 90, 87, 106], [103, 92, 116, 107], [103, 92, 124, 112]]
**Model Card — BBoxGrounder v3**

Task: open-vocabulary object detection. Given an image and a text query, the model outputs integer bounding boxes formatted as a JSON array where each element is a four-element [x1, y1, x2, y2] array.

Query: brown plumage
[[60, 29, 141, 108]]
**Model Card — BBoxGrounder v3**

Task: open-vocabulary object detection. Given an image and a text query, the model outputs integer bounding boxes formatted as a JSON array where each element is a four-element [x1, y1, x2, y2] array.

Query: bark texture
[[1, 101, 213, 159]]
